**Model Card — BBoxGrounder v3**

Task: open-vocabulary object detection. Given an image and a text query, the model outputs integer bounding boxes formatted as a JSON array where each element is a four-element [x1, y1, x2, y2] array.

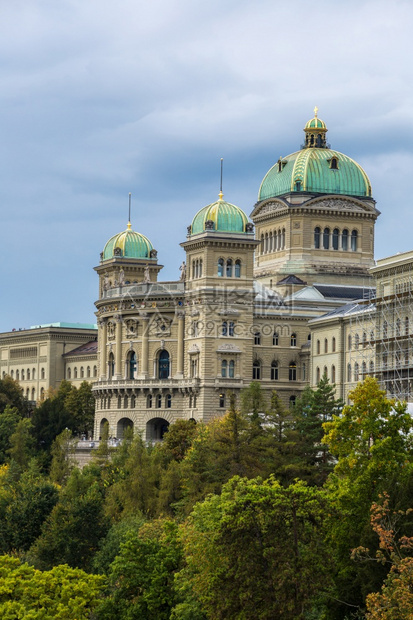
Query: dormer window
[[295, 181, 301, 191], [277, 158, 287, 172], [329, 157, 339, 170]]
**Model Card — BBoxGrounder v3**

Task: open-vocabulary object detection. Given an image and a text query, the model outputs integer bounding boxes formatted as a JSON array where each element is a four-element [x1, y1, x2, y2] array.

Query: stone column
[[176, 312, 185, 378], [99, 319, 107, 380], [115, 315, 123, 379], [140, 314, 149, 378]]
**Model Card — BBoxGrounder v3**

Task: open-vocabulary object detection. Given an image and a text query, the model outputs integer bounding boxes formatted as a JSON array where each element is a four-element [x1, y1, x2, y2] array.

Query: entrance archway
[[117, 417, 133, 439], [146, 417, 170, 441]]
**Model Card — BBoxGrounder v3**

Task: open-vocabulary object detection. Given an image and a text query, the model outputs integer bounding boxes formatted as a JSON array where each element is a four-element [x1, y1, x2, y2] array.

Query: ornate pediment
[[188, 344, 200, 354], [216, 343, 242, 353], [307, 195, 376, 214], [251, 199, 289, 220]]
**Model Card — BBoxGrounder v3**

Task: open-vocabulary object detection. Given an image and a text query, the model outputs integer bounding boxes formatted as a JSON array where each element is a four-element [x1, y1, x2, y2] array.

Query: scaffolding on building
[[348, 261, 413, 402]]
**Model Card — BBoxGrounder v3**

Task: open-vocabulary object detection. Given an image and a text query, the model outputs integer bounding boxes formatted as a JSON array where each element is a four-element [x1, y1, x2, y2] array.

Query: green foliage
[[64, 380, 95, 436], [0, 406, 20, 464], [0, 376, 29, 416], [8, 418, 35, 470], [98, 519, 183, 620], [28, 470, 109, 571], [49, 428, 76, 485], [180, 475, 332, 620], [93, 514, 146, 575], [0, 555, 105, 619], [159, 419, 198, 463], [0, 462, 58, 554], [240, 380, 267, 422]]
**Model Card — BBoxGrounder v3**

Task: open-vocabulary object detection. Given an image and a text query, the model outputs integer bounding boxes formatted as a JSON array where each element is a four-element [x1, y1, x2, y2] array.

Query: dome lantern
[[303, 106, 328, 149]]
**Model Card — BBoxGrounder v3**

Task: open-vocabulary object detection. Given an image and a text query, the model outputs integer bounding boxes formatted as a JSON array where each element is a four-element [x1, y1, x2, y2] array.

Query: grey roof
[[313, 284, 375, 300]]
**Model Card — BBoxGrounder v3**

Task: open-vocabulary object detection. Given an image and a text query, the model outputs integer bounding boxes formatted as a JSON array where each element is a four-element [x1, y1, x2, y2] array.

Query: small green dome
[[258, 148, 372, 201], [103, 223, 153, 260], [191, 193, 249, 235], [304, 116, 327, 130]]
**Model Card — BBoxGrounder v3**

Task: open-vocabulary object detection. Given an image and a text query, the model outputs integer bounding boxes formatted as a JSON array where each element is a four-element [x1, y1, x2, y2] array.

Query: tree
[[179, 475, 333, 620], [289, 376, 343, 485], [8, 418, 35, 470], [0, 375, 29, 416], [98, 519, 183, 620], [359, 494, 413, 619], [0, 555, 105, 619], [321, 377, 413, 616], [240, 381, 267, 424], [64, 380, 95, 436], [0, 406, 20, 464], [49, 428, 76, 484]]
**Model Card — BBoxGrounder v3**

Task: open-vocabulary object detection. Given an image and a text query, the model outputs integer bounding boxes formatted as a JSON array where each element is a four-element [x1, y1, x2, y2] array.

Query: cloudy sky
[[1, 0, 412, 332]]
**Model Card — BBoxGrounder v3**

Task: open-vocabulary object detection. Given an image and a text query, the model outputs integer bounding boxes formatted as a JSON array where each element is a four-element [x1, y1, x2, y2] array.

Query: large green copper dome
[[191, 193, 249, 235], [103, 223, 153, 260], [258, 111, 372, 201]]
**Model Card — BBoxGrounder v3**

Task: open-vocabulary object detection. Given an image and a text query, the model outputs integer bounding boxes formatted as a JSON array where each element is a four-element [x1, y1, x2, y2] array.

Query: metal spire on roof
[[219, 158, 224, 201], [127, 193, 132, 229]]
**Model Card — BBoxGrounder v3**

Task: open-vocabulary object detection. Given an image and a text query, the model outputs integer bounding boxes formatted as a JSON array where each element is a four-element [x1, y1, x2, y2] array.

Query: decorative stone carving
[[188, 344, 200, 353], [216, 343, 242, 353], [204, 219, 214, 230], [143, 264, 151, 283], [311, 198, 366, 212], [218, 308, 240, 316], [246, 222, 254, 232], [150, 249, 158, 259], [114, 247, 122, 257], [179, 261, 186, 281], [187, 225, 192, 235]]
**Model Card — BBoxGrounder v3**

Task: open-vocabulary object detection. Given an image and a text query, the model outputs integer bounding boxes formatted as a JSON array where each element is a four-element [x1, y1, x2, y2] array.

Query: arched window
[[87, 366, 91, 378], [32, 368, 36, 380], [331, 365, 336, 383], [221, 360, 227, 378], [362, 361, 367, 376], [235, 260, 241, 278], [108, 353, 115, 379], [260, 234, 264, 254], [282, 228, 285, 249], [254, 332, 261, 345], [10, 371, 14, 379], [291, 333, 297, 347], [314, 227, 321, 249], [156, 394, 162, 408], [128, 351, 137, 379], [16, 370, 20, 381], [93, 366, 97, 377], [289, 362, 297, 381], [323, 366, 328, 379], [347, 363, 352, 382], [271, 361, 279, 380], [158, 350, 170, 379], [316, 367, 320, 383], [323, 227, 330, 249], [21, 370, 25, 380], [131, 395, 135, 408], [405, 317, 409, 336], [369, 361, 374, 375], [41, 368, 45, 380], [80, 367, 84, 378], [289, 395, 296, 408], [332, 337, 336, 352], [222, 321, 228, 336], [147, 394, 152, 408], [226, 259, 233, 277], [117, 396, 122, 409], [317, 340, 320, 354], [74, 367, 78, 379], [253, 360, 261, 380], [351, 230, 358, 251], [124, 396, 128, 409], [67, 367, 71, 379], [354, 362, 359, 382], [342, 229, 348, 251], [31, 388, 35, 401], [27, 369, 30, 380], [302, 362, 306, 381], [396, 319, 401, 337], [273, 331, 279, 346], [228, 360, 235, 378], [218, 258, 224, 277], [219, 393, 226, 408], [332, 228, 339, 250], [40, 387, 44, 399], [192, 260, 195, 279], [277, 229, 282, 250], [330, 157, 338, 169], [324, 339, 328, 353], [166, 394, 172, 408], [355, 333, 360, 350], [348, 334, 352, 349], [228, 321, 235, 337], [383, 321, 388, 338], [199, 259, 203, 278]]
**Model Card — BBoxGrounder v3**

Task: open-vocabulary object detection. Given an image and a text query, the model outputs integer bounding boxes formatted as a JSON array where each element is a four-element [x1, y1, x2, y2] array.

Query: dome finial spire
[[314, 105, 318, 118], [128, 193, 132, 229], [219, 158, 224, 201]]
